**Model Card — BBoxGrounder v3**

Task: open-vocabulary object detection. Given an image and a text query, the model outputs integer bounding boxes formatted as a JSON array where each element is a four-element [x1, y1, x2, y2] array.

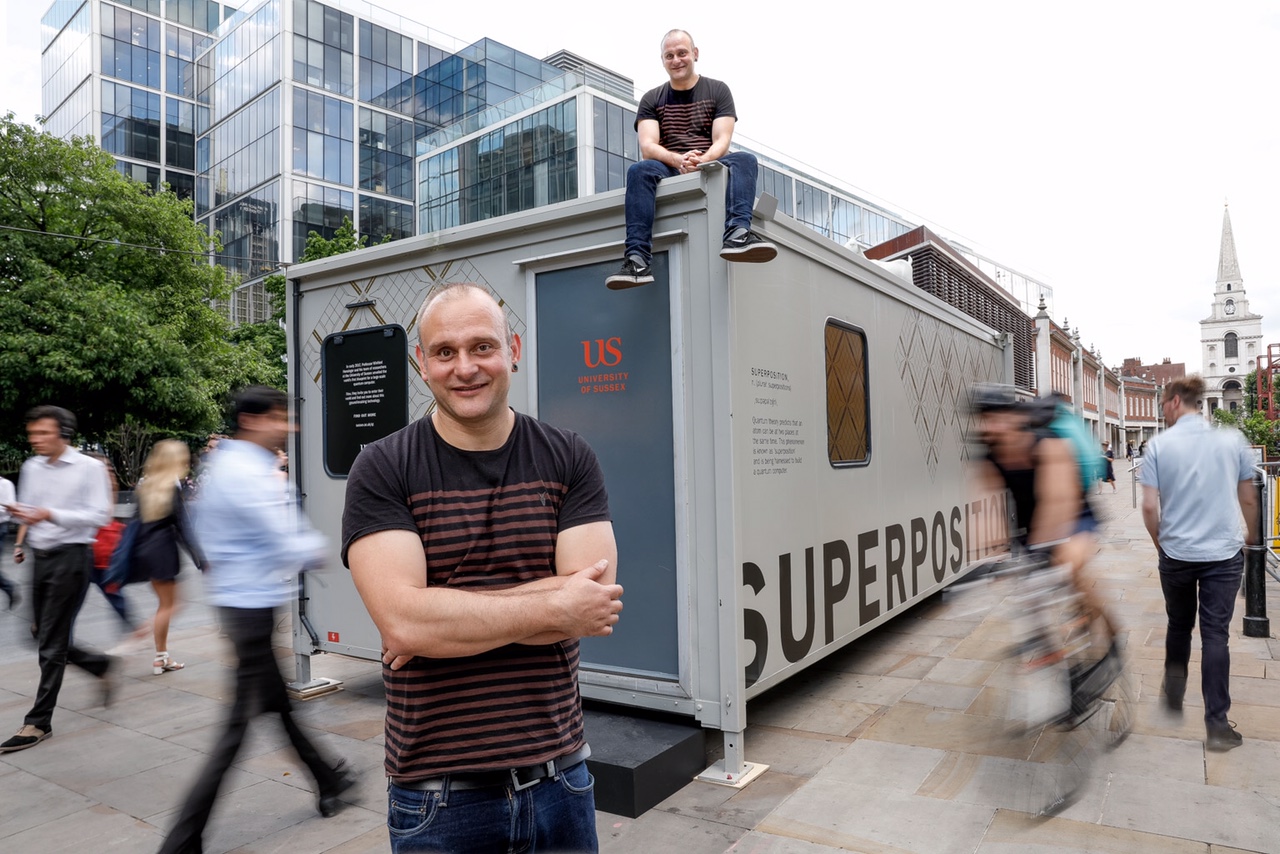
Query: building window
[[1225, 332, 1238, 358], [292, 180, 352, 260], [164, 0, 223, 31], [292, 89, 353, 185], [359, 20, 414, 105], [115, 159, 160, 191], [292, 0, 354, 96], [165, 25, 198, 96], [101, 4, 162, 89], [359, 194, 413, 245], [102, 80, 161, 162], [359, 108, 420, 199], [826, 320, 870, 466], [758, 165, 793, 218], [591, 97, 637, 193], [166, 98, 196, 169]]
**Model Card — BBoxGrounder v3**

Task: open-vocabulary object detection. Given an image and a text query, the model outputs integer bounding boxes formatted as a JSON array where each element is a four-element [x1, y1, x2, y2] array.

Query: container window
[[826, 320, 870, 466]]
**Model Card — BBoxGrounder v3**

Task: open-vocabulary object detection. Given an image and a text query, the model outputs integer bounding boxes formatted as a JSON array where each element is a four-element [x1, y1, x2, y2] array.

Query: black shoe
[[318, 758, 357, 818], [1206, 721, 1242, 752], [606, 255, 654, 289], [1162, 666, 1187, 714], [0, 724, 50, 753], [2, 585, 17, 610], [720, 228, 777, 262], [100, 656, 119, 708]]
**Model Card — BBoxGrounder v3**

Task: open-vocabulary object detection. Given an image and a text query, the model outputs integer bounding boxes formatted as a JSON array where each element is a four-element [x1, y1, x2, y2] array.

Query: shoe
[[606, 255, 654, 290], [0, 724, 50, 753], [100, 656, 119, 708], [1206, 721, 1243, 752], [318, 758, 357, 818], [1162, 666, 1187, 714], [153, 652, 185, 675], [720, 228, 778, 262]]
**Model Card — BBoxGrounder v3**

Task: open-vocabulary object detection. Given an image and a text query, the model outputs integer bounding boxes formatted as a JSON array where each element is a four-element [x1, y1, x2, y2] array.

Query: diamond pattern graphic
[[895, 309, 1002, 481], [302, 261, 526, 419]]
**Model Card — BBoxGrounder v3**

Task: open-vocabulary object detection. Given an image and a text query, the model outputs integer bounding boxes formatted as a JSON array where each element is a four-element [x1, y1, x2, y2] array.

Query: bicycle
[[947, 549, 1133, 817]]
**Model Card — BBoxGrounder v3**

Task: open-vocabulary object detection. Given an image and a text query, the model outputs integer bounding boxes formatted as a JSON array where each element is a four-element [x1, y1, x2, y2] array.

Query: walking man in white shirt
[[1, 406, 114, 753]]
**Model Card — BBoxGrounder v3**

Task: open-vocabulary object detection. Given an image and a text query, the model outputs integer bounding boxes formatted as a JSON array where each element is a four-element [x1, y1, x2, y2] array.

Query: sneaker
[[100, 656, 120, 708], [720, 228, 778, 263], [1206, 721, 1243, 752], [318, 758, 357, 818], [605, 255, 654, 290], [0, 724, 50, 753]]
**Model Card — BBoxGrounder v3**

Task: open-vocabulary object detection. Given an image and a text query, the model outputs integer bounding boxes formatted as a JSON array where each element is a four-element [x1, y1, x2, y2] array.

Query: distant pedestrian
[[1126, 441, 1134, 460], [1101, 442, 1116, 492], [1139, 440, 1147, 457], [133, 440, 202, 676], [158, 387, 353, 854], [0, 406, 114, 754], [0, 475, 19, 608], [1140, 375, 1257, 751]]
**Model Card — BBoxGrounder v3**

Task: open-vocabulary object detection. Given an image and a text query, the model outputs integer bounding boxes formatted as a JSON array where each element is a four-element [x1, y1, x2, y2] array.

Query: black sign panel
[[322, 325, 409, 477]]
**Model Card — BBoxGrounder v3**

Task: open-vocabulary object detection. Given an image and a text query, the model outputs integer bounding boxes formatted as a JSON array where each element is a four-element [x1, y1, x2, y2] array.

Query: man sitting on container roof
[[606, 28, 777, 289]]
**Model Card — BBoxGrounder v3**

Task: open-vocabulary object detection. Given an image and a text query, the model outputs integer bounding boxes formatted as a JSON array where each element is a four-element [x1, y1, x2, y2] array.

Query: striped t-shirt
[[342, 412, 611, 780], [635, 76, 737, 154]]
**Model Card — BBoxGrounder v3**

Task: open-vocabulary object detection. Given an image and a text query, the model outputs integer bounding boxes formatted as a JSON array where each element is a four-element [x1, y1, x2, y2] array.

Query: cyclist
[[971, 385, 1122, 702]]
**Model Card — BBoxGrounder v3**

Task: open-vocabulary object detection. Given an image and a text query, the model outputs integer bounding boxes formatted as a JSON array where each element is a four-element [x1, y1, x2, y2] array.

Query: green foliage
[[300, 216, 379, 261], [0, 113, 278, 451], [1212, 407, 1280, 459]]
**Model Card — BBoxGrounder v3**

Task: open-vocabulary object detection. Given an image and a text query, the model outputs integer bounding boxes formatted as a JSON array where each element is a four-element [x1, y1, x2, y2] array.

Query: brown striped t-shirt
[[341, 412, 611, 780], [635, 76, 737, 154]]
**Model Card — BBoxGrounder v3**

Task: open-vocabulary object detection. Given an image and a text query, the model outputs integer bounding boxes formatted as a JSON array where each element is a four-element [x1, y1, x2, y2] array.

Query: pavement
[[3, 472, 1280, 853]]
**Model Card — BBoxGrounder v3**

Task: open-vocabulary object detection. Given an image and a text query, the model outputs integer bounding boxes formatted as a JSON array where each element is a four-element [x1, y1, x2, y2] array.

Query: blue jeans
[[623, 150, 758, 263], [388, 760, 598, 853], [1158, 549, 1243, 726]]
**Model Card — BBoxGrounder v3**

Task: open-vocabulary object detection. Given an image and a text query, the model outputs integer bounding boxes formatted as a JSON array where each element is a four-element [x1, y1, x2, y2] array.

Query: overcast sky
[[4, 0, 1277, 372]]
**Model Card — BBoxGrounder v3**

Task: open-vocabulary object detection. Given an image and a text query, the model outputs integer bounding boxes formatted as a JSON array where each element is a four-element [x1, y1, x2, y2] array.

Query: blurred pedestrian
[[158, 387, 352, 854], [87, 452, 138, 633], [0, 475, 19, 608], [1141, 375, 1257, 751], [0, 406, 114, 754], [1101, 442, 1116, 492], [133, 440, 202, 675]]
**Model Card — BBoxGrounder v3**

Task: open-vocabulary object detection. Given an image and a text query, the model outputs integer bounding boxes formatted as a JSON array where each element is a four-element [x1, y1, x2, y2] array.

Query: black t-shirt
[[636, 76, 736, 154], [341, 411, 611, 779]]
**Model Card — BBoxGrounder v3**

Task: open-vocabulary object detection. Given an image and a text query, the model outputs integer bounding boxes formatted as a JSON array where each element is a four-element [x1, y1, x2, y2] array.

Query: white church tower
[[1200, 204, 1263, 413]]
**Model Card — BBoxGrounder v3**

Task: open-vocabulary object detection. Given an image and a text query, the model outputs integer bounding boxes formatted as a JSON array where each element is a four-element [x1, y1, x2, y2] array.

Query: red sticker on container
[[327, 631, 340, 643]]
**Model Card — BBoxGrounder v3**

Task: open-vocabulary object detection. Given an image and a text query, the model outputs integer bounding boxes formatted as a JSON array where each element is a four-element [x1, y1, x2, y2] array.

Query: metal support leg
[[696, 729, 768, 788], [1243, 473, 1270, 639]]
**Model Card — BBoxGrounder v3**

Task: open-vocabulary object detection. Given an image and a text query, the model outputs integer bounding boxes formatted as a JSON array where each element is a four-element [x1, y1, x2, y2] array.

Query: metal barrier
[[1243, 467, 1270, 637]]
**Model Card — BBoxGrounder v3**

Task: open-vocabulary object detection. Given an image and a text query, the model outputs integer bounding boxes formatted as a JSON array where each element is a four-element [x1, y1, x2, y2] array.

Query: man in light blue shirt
[[1140, 375, 1257, 751], [160, 387, 353, 854]]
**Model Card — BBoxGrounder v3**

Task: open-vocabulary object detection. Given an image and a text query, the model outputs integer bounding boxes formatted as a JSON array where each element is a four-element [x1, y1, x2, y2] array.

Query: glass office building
[[41, 0, 1045, 325]]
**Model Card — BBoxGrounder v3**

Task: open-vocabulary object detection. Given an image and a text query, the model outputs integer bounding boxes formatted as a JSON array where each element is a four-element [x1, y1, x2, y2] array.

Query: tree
[[299, 216, 382, 261], [1212, 407, 1280, 460], [0, 113, 278, 464]]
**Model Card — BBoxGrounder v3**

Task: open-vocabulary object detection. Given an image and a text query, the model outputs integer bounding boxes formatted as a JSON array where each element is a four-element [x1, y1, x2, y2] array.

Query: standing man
[[159, 387, 353, 854], [0, 406, 113, 753], [1140, 375, 1257, 751], [606, 29, 776, 289], [345, 283, 623, 853]]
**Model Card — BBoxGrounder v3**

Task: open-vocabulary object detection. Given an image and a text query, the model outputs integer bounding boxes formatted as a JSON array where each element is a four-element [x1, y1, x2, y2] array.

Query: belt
[[394, 744, 591, 793], [32, 543, 88, 559]]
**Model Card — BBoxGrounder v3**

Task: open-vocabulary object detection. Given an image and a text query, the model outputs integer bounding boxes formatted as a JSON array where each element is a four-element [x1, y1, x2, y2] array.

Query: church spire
[[1217, 203, 1242, 285]]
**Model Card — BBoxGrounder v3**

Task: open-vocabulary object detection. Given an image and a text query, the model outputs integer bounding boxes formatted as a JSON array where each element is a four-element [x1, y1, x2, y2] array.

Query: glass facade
[[592, 96, 637, 193], [292, 0, 353, 96], [292, 179, 352, 260], [419, 98, 576, 232], [359, 108, 419, 199], [359, 20, 413, 107], [165, 0, 223, 30], [201, 0, 280, 124], [101, 4, 162, 89], [102, 80, 161, 162], [165, 24, 199, 96], [292, 88, 353, 185], [200, 87, 280, 211], [215, 181, 279, 279], [359, 194, 413, 244], [42, 1, 93, 123]]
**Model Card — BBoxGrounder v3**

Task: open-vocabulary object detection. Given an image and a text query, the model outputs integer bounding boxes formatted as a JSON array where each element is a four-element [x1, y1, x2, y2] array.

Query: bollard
[[1243, 472, 1270, 638]]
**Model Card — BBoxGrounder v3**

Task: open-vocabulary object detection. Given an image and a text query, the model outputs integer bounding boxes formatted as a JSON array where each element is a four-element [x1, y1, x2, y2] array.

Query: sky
[[3, 0, 1278, 372]]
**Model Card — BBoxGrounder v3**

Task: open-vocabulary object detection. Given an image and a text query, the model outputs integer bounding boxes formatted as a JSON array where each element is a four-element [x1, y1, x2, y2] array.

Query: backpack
[[1046, 402, 1105, 491]]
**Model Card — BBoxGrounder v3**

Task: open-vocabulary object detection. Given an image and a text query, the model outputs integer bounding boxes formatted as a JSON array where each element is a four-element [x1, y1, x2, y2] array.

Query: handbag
[[101, 517, 141, 594], [93, 520, 125, 570]]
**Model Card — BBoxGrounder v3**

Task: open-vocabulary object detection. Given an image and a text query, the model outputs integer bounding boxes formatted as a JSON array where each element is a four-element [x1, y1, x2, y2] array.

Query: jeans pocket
[[557, 760, 595, 795], [388, 786, 440, 838]]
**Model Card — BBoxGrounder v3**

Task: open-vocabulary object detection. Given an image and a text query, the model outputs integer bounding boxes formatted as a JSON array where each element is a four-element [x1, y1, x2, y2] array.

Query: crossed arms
[[348, 520, 622, 665]]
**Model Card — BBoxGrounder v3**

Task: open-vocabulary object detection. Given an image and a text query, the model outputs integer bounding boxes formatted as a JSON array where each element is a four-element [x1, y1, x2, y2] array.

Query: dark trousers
[[1159, 549, 1243, 726], [26, 544, 110, 732], [0, 529, 16, 601], [159, 606, 341, 854]]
